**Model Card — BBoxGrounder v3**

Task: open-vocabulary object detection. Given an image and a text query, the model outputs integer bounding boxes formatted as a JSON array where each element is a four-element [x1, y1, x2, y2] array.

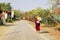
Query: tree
[[0, 3, 12, 11], [13, 10, 22, 20]]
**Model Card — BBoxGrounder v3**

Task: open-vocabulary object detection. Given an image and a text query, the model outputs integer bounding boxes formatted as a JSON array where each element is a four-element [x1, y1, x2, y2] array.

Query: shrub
[[6, 17, 13, 23], [57, 27, 60, 31]]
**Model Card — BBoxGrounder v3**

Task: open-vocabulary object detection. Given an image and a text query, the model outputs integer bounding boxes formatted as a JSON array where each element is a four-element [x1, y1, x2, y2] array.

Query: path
[[0, 20, 55, 40]]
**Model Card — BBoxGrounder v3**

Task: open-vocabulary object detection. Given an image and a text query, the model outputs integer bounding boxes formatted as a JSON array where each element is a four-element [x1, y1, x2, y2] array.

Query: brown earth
[[41, 26, 60, 40], [28, 21, 60, 40]]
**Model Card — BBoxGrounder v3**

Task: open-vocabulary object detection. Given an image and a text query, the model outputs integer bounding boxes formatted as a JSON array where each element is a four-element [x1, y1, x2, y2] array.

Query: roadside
[[27, 20, 60, 40], [0, 20, 60, 40], [41, 27, 60, 40], [0, 21, 19, 36]]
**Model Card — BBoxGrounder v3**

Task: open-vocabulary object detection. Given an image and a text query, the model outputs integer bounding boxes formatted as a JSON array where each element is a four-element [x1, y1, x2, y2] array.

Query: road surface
[[0, 20, 55, 40]]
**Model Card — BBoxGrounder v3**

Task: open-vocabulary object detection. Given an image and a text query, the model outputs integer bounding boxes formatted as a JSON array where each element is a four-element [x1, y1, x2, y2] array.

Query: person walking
[[35, 16, 42, 33]]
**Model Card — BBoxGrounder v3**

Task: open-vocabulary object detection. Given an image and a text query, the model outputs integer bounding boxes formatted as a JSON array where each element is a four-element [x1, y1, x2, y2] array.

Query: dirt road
[[0, 20, 55, 40]]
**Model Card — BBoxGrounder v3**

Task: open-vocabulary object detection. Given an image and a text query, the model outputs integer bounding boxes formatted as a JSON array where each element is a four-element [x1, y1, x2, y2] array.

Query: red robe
[[35, 18, 40, 31]]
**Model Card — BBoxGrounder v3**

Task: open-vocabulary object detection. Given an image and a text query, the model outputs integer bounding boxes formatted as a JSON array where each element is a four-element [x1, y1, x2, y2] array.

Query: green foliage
[[6, 17, 11, 22], [0, 3, 11, 11], [14, 10, 21, 16], [25, 7, 57, 26], [0, 10, 2, 14], [57, 27, 60, 31], [13, 10, 22, 19], [0, 3, 12, 23], [0, 19, 3, 25]]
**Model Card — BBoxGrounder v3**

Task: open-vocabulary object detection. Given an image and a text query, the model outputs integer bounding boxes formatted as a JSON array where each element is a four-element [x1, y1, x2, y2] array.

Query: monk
[[35, 16, 42, 33]]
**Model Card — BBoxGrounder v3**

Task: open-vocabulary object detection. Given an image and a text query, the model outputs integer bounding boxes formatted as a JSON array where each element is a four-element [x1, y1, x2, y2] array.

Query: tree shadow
[[4, 24, 14, 26], [0, 24, 14, 27], [40, 31, 49, 34]]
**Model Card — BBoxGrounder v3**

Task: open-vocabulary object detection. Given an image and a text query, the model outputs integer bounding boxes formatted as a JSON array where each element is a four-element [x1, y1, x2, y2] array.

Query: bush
[[57, 27, 60, 31], [0, 18, 3, 25], [6, 17, 13, 23]]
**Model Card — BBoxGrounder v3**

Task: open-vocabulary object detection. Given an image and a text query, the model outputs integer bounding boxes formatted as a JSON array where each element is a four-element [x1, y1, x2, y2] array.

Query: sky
[[0, 0, 51, 11]]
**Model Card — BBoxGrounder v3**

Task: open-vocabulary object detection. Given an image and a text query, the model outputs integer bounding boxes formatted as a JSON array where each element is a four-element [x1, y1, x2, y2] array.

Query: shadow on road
[[0, 24, 14, 27], [40, 31, 49, 34], [4, 24, 14, 26]]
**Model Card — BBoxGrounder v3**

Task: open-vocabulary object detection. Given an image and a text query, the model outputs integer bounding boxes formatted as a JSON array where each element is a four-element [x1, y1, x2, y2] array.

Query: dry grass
[[27, 21, 60, 40], [41, 24, 60, 40]]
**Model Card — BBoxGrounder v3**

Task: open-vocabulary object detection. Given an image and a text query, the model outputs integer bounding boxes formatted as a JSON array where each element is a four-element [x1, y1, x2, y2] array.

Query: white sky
[[0, 0, 51, 11]]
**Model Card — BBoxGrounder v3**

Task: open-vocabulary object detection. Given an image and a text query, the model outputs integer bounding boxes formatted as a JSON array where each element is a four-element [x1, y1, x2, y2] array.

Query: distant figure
[[4, 11, 8, 20], [1, 11, 8, 24], [11, 11, 14, 21], [11, 11, 14, 19], [1, 11, 5, 24], [35, 16, 42, 33]]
